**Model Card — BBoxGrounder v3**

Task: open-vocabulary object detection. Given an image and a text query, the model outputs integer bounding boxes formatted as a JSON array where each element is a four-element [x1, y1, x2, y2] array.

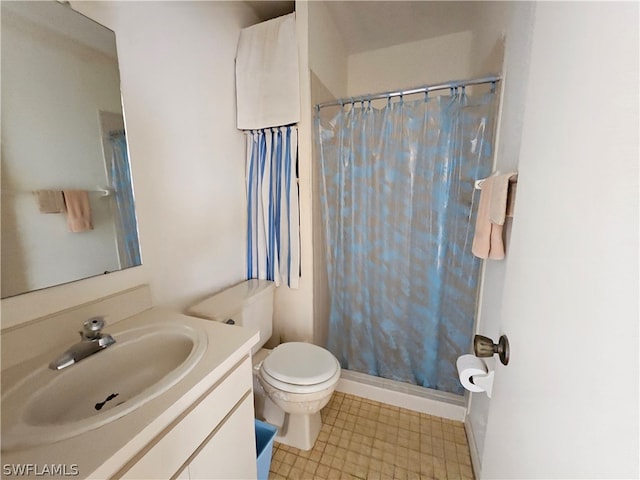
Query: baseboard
[[336, 369, 466, 422], [465, 417, 482, 479]]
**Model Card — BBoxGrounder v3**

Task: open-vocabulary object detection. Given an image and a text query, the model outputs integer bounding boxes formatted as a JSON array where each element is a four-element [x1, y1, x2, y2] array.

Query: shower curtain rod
[[315, 75, 501, 110]]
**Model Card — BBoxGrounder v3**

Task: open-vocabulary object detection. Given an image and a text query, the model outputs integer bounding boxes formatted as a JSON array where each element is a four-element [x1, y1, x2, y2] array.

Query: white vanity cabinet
[[1, 297, 260, 480], [185, 395, 256, 480], [120, 356, 257, 480]]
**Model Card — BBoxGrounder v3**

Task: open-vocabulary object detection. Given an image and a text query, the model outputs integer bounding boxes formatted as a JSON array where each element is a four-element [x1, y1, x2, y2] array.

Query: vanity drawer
[[119, 356, 253, 479]]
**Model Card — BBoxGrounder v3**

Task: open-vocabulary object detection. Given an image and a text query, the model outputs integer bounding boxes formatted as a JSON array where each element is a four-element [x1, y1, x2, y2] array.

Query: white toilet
[[187, 279, 341, 451]]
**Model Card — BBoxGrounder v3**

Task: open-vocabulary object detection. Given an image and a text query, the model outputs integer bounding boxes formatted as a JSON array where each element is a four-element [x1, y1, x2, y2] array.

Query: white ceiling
[[244, 1, 483, 54]]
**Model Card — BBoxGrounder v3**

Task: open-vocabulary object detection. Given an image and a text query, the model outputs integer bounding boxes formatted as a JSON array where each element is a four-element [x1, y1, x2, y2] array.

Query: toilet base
[[262, 396, 322, 451], [275, 411, 322, 451], [253, 347, 340, 451]]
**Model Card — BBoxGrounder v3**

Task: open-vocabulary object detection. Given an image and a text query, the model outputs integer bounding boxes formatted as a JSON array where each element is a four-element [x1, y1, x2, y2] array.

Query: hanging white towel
[[236, 13, 300, 130]]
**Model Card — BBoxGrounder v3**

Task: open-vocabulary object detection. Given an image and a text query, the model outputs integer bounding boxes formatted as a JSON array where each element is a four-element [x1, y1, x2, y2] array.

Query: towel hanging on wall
[[235, 13, 300, 130], [472, 172, 517, 260]]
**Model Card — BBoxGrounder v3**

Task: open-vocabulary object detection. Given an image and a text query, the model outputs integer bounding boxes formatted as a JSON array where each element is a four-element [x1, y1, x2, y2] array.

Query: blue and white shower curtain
[[246, 126, 300, 288], [108, 130, 141, 268], [316, 91, 497, 395]]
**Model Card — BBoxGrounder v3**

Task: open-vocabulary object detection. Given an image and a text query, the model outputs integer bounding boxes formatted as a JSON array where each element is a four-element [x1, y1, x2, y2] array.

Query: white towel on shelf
[[235, 13, 300, 130]]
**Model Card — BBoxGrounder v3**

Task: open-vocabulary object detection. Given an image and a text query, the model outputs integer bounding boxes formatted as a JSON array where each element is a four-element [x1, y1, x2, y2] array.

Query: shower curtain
[[108, 130, 141, 268], [316, 90, 497, 395], [246, 126, 300, 288]]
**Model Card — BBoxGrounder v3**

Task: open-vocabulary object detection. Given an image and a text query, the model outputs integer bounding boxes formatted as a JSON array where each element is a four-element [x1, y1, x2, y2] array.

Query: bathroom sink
[[1, 322, 207, 451]]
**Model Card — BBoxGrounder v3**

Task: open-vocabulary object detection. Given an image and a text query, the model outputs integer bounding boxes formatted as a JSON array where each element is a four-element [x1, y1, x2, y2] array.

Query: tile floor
[[268, 392, 474, 480]]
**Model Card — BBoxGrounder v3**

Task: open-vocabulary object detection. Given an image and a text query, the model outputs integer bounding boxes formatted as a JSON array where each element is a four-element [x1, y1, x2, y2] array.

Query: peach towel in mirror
[[62, 190, 93, 232]]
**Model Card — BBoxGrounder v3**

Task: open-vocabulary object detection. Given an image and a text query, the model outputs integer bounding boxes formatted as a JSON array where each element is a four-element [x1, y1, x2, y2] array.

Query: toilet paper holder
[[474, 334, 509, 365]]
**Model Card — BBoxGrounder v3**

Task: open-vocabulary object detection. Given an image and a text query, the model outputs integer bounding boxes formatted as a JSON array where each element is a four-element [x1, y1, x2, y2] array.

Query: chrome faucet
[[49, 317, 116, 370]]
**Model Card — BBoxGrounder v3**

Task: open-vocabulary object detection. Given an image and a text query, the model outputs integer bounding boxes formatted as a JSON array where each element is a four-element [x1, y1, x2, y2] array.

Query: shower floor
[[268, 391, 474, 480]]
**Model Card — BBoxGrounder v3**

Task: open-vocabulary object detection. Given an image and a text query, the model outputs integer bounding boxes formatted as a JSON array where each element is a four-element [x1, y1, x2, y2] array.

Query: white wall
[[309, 71, 333, 348], [1, 7, 121, 298], [468, 1, 509, 78], [1, 1, 259, 327], [270, 0, 350, 347], [347, 30, 474, 96], [268, 1, 314, 346], [346, 1, 510, 98], [481, 2, 639, 477], [308, 1, 348, 100], [307, 1, 349, 347]]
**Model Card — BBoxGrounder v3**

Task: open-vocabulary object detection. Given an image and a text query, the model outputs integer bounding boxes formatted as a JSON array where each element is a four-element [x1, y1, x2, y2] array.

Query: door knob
[[474, 334, 509, 365]]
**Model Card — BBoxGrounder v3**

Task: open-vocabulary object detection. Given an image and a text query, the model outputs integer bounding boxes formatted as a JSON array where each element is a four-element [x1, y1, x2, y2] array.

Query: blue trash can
[[255, 419, 277, 480]]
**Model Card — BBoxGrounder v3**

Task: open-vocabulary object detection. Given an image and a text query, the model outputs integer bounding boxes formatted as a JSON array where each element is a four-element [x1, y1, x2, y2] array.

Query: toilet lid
[[261, 342, 339, 386]]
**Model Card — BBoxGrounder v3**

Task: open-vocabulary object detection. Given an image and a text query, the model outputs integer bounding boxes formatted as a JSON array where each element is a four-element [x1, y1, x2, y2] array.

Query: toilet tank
[[187, 279, 275, 353]]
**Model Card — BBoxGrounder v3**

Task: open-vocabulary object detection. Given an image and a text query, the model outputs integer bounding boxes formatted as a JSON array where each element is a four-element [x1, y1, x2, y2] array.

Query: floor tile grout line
[[268, 392, 474, 480]]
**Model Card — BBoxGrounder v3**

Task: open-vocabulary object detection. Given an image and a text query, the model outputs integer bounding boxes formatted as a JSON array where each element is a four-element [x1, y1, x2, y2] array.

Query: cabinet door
[[188, 395, 257, 480], [121, 358, 252, 479]]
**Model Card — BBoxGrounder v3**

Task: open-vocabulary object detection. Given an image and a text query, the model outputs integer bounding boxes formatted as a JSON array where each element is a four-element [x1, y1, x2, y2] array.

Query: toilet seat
[[260, 342, 340, 393], [259, 367, 340, 394]]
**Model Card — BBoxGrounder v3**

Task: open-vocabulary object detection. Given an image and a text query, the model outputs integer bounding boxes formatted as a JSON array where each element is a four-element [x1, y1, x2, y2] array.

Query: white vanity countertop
[[0, 307, 259, 479]]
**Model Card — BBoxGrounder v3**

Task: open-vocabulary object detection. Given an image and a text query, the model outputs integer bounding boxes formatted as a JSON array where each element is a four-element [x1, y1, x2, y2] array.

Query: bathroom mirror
[[1, 1, 141, 298]]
